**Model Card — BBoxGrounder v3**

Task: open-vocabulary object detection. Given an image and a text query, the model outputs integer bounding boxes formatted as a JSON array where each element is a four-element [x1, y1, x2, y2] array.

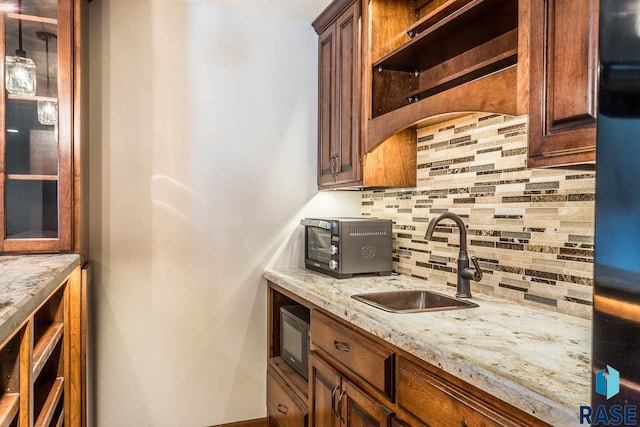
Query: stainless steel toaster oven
[[300, 217, 392, 278]]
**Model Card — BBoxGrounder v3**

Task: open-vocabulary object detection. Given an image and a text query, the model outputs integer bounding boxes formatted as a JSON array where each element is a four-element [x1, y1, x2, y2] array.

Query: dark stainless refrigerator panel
[[594, 0, 640, 408]]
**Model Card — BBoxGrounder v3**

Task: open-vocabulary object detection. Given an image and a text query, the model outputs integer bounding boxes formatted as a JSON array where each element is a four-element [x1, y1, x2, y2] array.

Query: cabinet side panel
[[73, 0, 90, 256], [0, 13, 5, 252]]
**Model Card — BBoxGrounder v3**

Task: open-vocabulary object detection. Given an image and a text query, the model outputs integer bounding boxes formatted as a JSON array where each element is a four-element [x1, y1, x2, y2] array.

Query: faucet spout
[[425, 212, 468, 252], [424, 212, 483, 298]]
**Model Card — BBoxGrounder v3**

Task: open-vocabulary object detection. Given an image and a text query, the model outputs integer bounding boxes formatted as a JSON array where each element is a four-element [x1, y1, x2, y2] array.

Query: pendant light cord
[[16, 0, 25, 56]]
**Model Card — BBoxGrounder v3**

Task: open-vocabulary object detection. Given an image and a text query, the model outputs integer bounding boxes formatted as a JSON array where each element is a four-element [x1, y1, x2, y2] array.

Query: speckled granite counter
[[0, 254, 82, 344], [264, 267, 592, 427]]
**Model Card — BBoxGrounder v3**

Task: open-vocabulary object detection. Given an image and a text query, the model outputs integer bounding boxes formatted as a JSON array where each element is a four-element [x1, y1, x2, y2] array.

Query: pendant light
[[5, 0, 37, 96], [36, 31, 57, 125]]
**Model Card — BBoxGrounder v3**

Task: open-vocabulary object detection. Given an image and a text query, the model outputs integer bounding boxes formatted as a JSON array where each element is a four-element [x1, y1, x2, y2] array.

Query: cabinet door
[[310, 354, 341, 427], [317, 21, 337, 186], [526, 0, 598, 167], [317, 1, 360, 188], [341, 378, 392, 427], [0, 0, 74, 252]]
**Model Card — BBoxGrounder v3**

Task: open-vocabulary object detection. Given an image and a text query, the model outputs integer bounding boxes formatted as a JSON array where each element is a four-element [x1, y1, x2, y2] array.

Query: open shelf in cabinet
[[0, 330, 21, 427], [269, 356, 308, 404], [32, 322, 63, 379], [0, 393, 19, 427], [406, 0, 476, 37], [373, 0, 516, 73], [267, 282, 312, 416], [34, 376, 63, 427], [32, 284, 65, 427], [32, 285, 64, 376], [33, 339, 64, 427], [366, 0, 519, 149]]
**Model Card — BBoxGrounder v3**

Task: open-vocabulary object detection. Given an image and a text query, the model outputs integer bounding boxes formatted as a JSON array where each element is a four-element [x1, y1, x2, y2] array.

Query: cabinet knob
[[277, 404, 288, 415], [460, 421, 467, 427]]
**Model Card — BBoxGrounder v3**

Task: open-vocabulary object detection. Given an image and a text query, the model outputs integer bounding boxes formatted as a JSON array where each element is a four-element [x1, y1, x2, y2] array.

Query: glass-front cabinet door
[[1, 0, 72, 252]]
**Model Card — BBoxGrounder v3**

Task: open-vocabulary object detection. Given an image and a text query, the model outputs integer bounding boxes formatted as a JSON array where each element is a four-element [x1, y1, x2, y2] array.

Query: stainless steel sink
[[351, 290, 478, 313]]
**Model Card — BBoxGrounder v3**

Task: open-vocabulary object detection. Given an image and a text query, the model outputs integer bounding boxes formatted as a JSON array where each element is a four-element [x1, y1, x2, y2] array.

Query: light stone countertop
[[0, 254, 82, 345], [264, 267, 592, 427]]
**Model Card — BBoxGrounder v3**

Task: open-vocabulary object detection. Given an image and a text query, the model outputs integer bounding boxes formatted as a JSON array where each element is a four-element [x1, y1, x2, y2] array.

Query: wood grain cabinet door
[[318, 22, 337, 186], [317, 1, 361, 188], [310, 354, 342, 427], [341, 378, 393, 427], [525, 0, 599, 167]]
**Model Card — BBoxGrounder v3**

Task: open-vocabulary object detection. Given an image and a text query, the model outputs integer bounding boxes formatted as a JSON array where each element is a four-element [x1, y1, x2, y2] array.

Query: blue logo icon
[[596, 365, 620, 400]]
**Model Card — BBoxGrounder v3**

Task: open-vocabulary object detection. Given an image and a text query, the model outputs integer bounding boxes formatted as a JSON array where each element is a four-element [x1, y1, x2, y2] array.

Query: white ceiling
[[187, 0, 333, 22]]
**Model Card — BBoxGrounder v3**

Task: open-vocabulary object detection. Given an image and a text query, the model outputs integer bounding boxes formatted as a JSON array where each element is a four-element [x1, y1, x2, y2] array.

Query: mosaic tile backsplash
[[362, 113, 595, 319]]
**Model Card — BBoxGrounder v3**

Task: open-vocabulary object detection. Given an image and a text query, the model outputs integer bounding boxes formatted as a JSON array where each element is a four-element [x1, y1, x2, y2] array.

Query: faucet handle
[[469, 256, 483, 282]]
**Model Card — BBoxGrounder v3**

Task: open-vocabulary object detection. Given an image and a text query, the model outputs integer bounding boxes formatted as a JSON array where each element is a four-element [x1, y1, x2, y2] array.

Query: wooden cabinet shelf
[[368, 66, 518, 148], [372, 0, 517, 73], [405, 29, 517, 100], [7, 12, 57, 25], [7, 94, 58, 103], [0, 328, 21, 427], [0, 393, 19, 427], [366, 0, 519, 151], [268, 356, 308, 403], [34, 377, 63, 427], [405, 0, 475, 38], [32, 322, 63, 379], [7, 174, 58, 181]]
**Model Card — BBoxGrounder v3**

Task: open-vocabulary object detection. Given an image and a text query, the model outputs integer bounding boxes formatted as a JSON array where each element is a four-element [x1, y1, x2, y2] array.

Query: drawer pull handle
[[334, 341, 350, 352], [277, 404, 288, 415]]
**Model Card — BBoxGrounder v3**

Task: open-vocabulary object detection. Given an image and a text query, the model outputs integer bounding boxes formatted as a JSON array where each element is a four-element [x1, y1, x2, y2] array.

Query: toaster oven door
[[306, 225, 333, 266]]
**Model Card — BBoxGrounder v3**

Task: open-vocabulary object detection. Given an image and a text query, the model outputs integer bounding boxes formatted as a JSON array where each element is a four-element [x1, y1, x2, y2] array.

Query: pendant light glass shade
[[6, 0, 36, 96], [37, 100, 57, 125], [5, 55, 36, 96], [36, 31, 57, 124]]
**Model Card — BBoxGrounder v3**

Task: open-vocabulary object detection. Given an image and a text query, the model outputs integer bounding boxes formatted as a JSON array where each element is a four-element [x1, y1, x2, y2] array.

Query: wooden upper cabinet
[[313, 0, 418, 190], [523, 0, 599, 167], [315, 0, 361, 188], [0, 0, 88, 255]]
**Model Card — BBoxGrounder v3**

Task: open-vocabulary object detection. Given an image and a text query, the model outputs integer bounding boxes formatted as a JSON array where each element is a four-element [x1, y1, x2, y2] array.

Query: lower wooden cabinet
[[268, 366, 308, 427], [266, 281, 548, 427], [396, 357, 543, 427], [309, 354, 392, 427], [311, 310, 394, 400], [0, 265, 84, 427]]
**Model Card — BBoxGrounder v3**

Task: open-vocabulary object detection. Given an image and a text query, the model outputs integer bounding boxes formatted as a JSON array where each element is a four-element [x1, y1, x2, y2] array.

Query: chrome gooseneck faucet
[[424, 212, 483, 298]]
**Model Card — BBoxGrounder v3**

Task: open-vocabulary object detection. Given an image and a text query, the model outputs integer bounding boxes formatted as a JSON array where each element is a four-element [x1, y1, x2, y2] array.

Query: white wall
[[88, 1, 359, 425]]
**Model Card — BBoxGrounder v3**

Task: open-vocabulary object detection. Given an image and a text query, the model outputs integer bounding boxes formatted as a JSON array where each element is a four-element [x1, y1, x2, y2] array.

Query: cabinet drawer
[[267, 366, 307, 427], [311, 310, 394, 400], [397, 357, 539, 427]]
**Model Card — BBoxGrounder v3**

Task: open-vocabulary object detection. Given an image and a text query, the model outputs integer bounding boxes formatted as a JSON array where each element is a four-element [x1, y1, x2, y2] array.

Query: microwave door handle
[[300, 219, 332, 229]]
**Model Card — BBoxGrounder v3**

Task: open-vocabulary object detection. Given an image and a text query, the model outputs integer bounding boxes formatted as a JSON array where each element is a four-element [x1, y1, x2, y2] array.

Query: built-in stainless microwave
[[300, 217, 393, 278], [280, 305, 310, 379]]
